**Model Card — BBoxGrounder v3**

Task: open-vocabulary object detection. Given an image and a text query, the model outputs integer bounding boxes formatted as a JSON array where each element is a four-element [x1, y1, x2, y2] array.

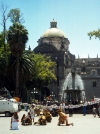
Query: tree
[[7, 22, 28, 97], [25, 52, 56, 101], [0, 4, 9, 51], [0, 33, 4, 47], [88, 29, 100, 40], [29, 53, 56, 88], [8, 8, 24, 24], [0, 44, 11, 88]]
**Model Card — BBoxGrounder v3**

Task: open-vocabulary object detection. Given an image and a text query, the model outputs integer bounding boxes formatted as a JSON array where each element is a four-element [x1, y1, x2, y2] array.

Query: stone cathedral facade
[[33, 19, 100, 102]]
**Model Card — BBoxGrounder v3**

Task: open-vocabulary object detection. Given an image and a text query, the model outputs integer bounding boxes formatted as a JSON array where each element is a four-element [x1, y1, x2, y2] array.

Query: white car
[[0, 98, 18, 117]]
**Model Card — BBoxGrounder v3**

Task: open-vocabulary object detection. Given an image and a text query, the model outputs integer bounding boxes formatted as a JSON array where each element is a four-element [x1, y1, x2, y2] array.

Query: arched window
[[91, 69, 97, 76]]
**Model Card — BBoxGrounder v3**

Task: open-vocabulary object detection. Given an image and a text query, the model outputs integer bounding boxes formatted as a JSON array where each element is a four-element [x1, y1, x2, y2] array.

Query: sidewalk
[[0, 111, 100, 134]]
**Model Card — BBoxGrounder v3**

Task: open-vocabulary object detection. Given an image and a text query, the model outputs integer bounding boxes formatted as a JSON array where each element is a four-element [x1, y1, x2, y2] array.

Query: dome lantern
[[50, 19, 57, 28], [41, 19, 67, 38]]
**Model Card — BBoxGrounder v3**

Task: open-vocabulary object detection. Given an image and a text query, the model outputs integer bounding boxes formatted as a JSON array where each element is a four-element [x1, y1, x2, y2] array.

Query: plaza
[[0, 111, 100, 134]]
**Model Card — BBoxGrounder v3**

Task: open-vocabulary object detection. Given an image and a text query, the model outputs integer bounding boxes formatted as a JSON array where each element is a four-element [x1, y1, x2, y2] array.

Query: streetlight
[[50, 92, 55, 101], [31, 88, 38, 103], [55, 56, 59, 101], [33, 88, 38, 101], [58, 92, 62, 102]]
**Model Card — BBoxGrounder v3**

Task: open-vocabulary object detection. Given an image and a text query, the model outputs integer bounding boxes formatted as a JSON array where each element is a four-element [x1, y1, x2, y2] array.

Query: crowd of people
[[10, 100, 100, 130]]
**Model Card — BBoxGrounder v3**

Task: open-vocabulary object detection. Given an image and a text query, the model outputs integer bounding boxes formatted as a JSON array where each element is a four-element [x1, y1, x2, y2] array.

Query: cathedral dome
[[41, 19, 66, 38]]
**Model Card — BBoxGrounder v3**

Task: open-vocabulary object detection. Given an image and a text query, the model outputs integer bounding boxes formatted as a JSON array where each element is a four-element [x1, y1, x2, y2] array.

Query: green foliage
[[8, 8, 24, 24], [27, 52, 57, 87], [0, 33, 4, 47], [7, 22, 28, 56], [88, 29, 100, 40], [7, 22, 28, 44], [6, 52, 35, 84], [0, 45, 11, 76]]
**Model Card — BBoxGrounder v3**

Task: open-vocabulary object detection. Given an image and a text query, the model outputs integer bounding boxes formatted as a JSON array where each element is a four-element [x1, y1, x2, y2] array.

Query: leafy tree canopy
[[8, 8, 24, 24], [7, 22, 28, 57], [26, 52, 57, 88], [88, 29, 100, 40]]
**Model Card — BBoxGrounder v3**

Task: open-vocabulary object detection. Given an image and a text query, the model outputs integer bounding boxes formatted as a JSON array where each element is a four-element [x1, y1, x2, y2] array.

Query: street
[[0, 111, 100, 134]]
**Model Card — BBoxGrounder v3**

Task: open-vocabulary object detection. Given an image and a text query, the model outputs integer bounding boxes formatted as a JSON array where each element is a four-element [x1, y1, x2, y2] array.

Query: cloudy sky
[[0, 0, 100, 58]]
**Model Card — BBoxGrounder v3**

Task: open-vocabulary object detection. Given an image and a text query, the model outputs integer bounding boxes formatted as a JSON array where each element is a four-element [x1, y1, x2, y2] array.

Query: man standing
[[82, 99, 87, 116]]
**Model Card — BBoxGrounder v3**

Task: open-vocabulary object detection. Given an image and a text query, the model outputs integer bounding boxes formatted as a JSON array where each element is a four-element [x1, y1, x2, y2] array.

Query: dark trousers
[[83, 106, 86, 115]]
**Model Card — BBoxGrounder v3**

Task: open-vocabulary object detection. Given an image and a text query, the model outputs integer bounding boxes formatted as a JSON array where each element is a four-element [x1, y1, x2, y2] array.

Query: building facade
[[33, 19, 100, 102]]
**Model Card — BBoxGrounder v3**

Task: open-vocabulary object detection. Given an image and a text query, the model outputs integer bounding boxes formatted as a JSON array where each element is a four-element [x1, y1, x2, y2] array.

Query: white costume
[[10, 117, 19, 130]]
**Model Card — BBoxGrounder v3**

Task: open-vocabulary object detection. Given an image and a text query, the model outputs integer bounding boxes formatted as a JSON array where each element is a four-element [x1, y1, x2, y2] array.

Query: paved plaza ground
[[0, 111, 100, 134]]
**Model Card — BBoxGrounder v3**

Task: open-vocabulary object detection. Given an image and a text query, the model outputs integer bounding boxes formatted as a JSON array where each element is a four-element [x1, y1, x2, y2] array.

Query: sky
[[0, 0, 100, 58]]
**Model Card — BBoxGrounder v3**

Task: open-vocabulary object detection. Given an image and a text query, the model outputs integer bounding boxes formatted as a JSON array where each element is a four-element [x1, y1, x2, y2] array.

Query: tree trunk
[[15, 54, 19, 97]]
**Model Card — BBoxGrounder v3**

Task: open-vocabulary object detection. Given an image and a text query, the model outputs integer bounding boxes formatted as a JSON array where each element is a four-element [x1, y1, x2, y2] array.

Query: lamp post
[[55, 56, 59, 101], [50, 92, 55, 102], [31, 88, 38, 103], [58, 92, 62, 102], [43, 92, 46, 102], [33, 88, 38, 102]]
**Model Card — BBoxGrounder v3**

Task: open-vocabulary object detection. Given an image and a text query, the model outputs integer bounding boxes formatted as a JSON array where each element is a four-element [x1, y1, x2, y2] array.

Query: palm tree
[[7, 22, 28, 97], [6, 52, 35, 101]]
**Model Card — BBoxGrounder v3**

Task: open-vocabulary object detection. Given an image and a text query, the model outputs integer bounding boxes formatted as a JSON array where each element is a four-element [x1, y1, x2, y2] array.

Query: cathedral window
[[93, 81, 96, 87], [91, 69, 97, 76], [81, 67, 86, 74]]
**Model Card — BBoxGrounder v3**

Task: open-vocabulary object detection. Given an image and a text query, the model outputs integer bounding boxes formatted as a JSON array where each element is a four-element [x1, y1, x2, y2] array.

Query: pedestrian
[[98, 105, 100, 118], [18, 104, 21, 112], [30, 104, 35, 123], [68, 102, 73, 117], [92, 105, 96, 117], [82, 99, 87, 116], [10, 112, 19, 130]]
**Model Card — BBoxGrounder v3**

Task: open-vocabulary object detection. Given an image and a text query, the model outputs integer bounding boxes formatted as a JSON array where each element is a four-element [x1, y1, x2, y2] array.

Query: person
[[24, 104, 28, 111], [10, 112, 19, 130], [30, 104, 35, 123], [43, 109, 52, 123], [98, 105, 100, 118], [21, 114, 26, 125], [34, 112, 47, 125], [57, 109, 74, 126], [68, 102, 73, 117], [82, 99, 87, 116], [60, 101, 65, 113], [18, 104, 21, 112], [92, 106, 96, 117], [51, 103, 58, 117], [22, 112, 32, 125]]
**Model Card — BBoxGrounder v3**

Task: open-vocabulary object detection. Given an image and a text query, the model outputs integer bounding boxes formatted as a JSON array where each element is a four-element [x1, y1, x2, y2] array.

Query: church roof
[[41, 19, 66, 38]]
